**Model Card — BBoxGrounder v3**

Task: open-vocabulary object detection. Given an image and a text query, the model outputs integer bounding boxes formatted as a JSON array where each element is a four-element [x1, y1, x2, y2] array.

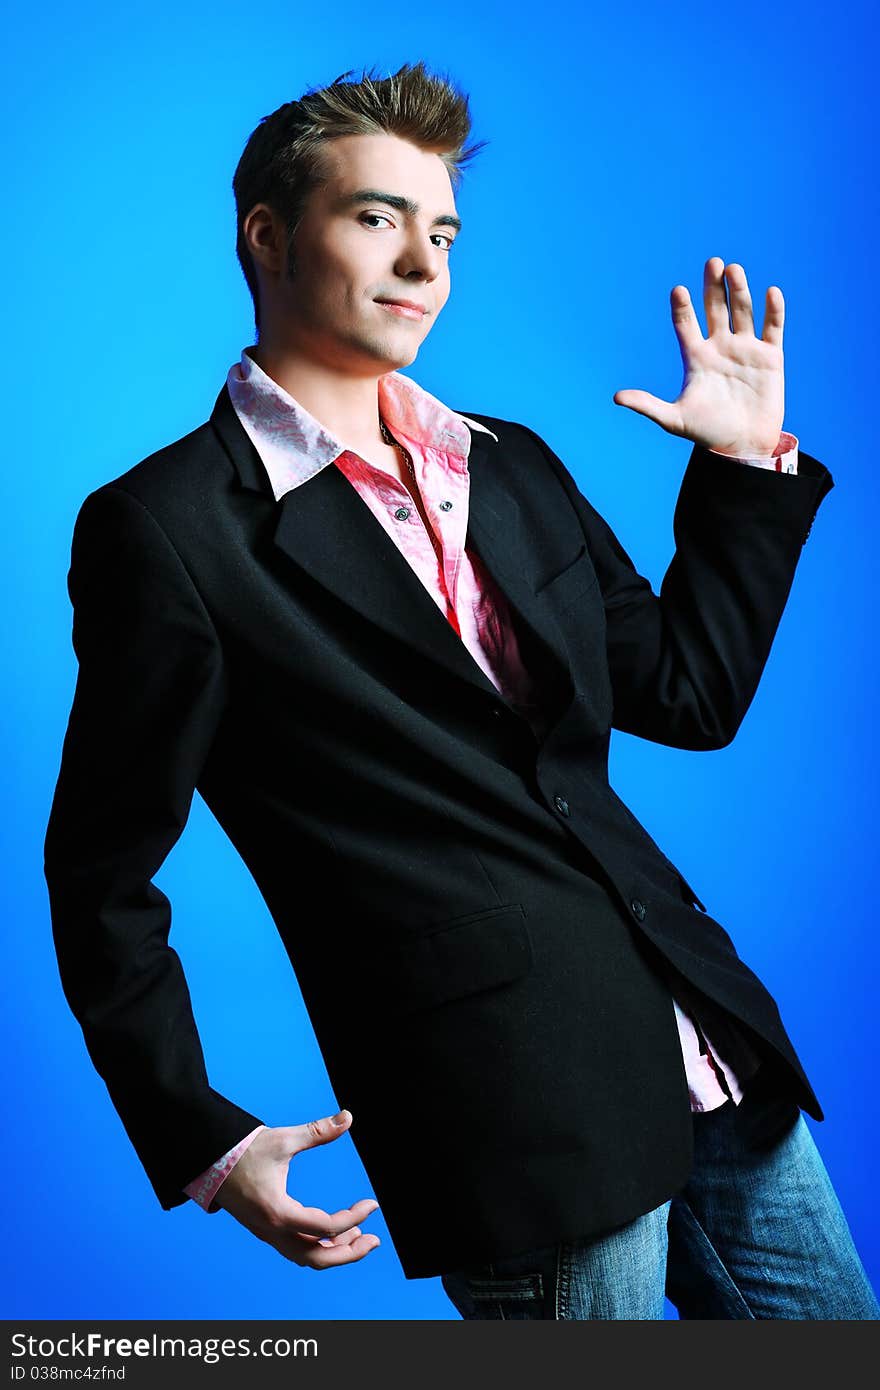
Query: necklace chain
[[379, 417, 417, 484]]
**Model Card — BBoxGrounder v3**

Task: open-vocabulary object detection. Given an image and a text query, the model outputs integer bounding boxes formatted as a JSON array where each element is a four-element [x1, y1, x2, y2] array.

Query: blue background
[[5, 0, 876, 1320]]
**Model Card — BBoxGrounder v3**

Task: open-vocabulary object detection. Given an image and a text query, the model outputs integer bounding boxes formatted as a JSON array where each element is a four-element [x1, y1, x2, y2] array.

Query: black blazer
[[43, 384, 835, 1279]]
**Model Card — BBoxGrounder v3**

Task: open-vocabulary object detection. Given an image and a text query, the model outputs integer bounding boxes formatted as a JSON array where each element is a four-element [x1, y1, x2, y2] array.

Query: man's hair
[[232, 61, 487, 335]]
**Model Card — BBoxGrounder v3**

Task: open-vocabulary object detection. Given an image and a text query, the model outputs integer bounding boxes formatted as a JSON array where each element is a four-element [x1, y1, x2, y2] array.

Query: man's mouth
[[375, 298, 428, 319]]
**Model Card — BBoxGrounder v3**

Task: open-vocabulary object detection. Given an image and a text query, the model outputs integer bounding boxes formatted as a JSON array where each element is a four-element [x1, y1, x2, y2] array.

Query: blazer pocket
[[532, 544, 599, 610], [384, 904, 533, 1015]]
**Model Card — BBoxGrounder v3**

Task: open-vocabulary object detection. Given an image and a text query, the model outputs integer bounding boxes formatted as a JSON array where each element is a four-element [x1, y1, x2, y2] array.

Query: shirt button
[[439, 500, 453, 511], [394, 507, 410, 521], [630, 898, 647, 920], [553, 795, 570, 817]]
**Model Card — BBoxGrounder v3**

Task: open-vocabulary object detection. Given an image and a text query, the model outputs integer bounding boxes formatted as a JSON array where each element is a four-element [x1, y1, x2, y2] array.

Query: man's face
[[252, 132, 460, 371]]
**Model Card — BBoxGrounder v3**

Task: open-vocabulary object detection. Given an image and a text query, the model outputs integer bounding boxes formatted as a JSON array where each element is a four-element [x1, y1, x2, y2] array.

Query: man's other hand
[[211, 1110, 382, 1269], [613, 256, 786, 457]]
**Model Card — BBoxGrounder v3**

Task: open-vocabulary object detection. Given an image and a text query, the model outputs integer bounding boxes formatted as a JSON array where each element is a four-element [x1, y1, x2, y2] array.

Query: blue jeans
[[441, 1104, 880, 1319]]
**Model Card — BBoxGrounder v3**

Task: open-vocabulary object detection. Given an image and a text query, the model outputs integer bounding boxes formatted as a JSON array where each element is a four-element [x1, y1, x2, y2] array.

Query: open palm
[[614, 257, 785, 457]]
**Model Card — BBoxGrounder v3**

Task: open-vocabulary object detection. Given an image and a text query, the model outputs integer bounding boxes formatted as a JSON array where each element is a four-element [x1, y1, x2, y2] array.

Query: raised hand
[[211, 1110, 382, 1269], [613, 257, 785, 457]]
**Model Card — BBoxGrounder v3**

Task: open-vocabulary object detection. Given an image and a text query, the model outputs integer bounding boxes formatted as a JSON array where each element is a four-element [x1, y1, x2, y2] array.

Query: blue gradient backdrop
[[5, 0, 876, 1320]]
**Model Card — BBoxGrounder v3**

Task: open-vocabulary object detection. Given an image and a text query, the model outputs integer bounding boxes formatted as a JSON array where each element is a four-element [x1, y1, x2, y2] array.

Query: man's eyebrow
[[339, 188, 462, 233]]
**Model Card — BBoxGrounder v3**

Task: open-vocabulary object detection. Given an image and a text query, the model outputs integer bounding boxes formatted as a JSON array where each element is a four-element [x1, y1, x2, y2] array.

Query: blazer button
[[553, 795, 570, 817], [394, 507, 410, 521], [630, 898, 647, 920], [439, 500, 453, 511]]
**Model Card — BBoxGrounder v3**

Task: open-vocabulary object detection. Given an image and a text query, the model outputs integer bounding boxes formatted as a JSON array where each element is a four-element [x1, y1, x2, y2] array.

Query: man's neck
[[248, 342, 388, 456]]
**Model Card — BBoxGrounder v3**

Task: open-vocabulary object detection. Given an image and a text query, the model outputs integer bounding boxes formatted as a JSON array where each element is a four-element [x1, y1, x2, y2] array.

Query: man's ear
[[243, 203, 288, 278]]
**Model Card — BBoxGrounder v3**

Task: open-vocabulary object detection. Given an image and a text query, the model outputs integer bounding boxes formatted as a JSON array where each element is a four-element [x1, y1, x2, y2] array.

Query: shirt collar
[[226, 345, 499, 502]]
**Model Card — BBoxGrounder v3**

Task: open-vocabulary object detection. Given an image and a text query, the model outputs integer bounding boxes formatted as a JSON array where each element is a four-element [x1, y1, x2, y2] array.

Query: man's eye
[[359, 213, 455, 251]]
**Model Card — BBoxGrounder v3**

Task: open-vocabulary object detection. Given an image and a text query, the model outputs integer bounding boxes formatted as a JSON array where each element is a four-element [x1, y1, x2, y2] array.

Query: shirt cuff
[[183, 1124, 267, 1213], [706, 431, 798, 474]]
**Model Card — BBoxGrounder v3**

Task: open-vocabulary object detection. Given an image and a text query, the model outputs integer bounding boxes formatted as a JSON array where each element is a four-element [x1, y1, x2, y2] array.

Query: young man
[[44, 62, 878, 1318]]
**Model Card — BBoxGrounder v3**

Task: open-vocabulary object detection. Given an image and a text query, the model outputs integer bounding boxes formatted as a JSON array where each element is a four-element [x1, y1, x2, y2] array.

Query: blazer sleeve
[[517, 424, 835, 750], [43, 484, 266, 1210]]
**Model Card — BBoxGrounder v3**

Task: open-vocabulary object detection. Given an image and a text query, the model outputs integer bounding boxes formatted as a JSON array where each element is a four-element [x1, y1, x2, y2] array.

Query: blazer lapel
[[210, 384, 575, 716]]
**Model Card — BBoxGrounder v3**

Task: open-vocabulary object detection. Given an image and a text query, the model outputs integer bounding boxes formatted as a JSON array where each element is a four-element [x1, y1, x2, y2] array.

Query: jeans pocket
[[441, 1247, 558, 1320]]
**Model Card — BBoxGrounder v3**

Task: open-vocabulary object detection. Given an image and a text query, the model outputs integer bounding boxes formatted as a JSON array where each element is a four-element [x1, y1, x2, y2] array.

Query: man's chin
[[374, 344, 420, 372], [345, 329, 422, 374]]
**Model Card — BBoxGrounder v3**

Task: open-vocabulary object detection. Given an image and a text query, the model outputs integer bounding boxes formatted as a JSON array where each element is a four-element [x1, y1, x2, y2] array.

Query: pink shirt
[[183, 347, 797, 1212]]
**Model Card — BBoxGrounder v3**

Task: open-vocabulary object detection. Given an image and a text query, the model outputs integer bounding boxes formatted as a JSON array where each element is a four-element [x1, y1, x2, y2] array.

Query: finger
[[277, 1225, 381, 1267], [278, 1195, 381, 1238], [296, 1223, 365, 1248], [317, 1225, 363, 1248], [301, 1232, 382, 1269], [288, 1110, 352, 1153], [668, 285, 705, 357], [613, 388, 682, 435], [724, 263, 755, 335], [703, 255, 730, 335], [762, 285, 785, 348]]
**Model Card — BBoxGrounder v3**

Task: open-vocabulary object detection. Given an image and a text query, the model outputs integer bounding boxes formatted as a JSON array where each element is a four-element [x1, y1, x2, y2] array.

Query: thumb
[[293, 1109, 352, 1152], [613, 389, 679, 432]]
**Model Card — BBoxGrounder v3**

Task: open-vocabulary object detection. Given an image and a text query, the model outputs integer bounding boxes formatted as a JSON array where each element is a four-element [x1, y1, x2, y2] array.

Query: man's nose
[[393, 232, 444, 282]]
